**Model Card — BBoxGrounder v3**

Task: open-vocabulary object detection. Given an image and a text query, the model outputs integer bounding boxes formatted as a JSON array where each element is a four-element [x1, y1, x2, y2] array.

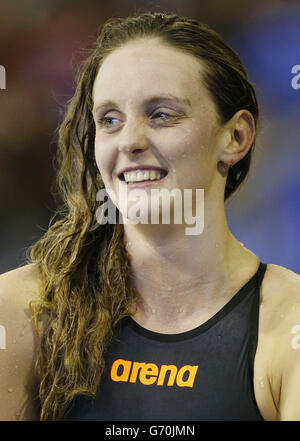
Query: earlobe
[[217, 160, 230, 177]]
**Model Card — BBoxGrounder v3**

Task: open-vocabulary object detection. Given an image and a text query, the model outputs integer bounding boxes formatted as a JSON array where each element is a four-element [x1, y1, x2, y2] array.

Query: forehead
[[92, 38, 210, 108]]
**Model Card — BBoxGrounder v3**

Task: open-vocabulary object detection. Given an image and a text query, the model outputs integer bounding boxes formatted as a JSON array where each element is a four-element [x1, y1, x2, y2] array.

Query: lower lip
[[119, 174, 168, 188]]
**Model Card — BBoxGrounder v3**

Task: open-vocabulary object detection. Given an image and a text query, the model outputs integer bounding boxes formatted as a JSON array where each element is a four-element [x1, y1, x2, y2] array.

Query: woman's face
[[92, 37, 225, 222]]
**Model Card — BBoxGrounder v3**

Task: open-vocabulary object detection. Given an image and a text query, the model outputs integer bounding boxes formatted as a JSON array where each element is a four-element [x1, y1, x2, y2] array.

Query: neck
[[123, 194, 259, 330]]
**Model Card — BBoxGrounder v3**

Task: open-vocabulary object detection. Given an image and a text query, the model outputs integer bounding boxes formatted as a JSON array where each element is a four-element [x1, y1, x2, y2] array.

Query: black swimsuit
[[63, 262, 267, 421]]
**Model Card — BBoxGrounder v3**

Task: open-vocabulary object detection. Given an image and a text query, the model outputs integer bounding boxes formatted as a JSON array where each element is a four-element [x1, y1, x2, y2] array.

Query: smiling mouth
[[118, 169, 168, 184]]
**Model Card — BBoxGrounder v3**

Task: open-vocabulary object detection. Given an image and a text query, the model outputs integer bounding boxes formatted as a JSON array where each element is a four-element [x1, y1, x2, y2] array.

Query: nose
[[118, 117, 149, 155]]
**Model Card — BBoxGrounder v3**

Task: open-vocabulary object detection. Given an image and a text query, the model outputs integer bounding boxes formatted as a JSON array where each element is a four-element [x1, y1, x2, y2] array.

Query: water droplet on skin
[[259, 379, 265, 388], [215, 243, 220, 248], [217, 335, 222, 339], [8, 388, 13, 393], [13, 339, 17, 344], [240, 242, 244, 247], [15, 365, 18, 369]]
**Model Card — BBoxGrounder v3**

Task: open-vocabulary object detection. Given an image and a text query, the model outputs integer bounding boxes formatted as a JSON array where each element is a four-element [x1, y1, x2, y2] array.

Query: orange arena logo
[[110, 359, 199, 388]]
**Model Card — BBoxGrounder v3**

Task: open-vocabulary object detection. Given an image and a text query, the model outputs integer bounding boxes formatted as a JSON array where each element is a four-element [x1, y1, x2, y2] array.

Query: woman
[[0, 12, 299, 421]]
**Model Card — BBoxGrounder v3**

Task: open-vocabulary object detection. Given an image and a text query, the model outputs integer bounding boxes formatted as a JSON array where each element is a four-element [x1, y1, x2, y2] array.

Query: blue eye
[[98, 116, 120, 127], [153, 111, 170, 120], [97, 111, 173, 129]]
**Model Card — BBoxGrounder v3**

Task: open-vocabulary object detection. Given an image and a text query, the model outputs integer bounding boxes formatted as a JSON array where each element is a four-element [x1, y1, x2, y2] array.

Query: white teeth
[[123, 169, 164, 183]]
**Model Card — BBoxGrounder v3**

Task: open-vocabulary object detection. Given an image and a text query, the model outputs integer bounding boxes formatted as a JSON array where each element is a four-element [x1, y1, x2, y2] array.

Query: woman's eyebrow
[[92, 94, 191, 114]]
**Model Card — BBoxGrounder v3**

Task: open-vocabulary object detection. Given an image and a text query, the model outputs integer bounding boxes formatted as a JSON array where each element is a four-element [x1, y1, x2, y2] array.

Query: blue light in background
[[230, 10, 300, 113]]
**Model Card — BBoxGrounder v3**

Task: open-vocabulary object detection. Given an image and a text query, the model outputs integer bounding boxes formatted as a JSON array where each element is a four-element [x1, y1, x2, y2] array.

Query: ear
[[219, 109, 256, 167]]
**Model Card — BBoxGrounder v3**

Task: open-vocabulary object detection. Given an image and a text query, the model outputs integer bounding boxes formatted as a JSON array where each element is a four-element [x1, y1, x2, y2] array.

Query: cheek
[[171, 124, 213, 163], [94, 136, 115, 179], [172, 124, 217, 186], [192, 120, 215, 150]]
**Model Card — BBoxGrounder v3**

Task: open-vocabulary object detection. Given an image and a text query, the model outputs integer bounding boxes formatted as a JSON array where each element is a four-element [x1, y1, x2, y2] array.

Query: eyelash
[[97, 111, 173, 128]]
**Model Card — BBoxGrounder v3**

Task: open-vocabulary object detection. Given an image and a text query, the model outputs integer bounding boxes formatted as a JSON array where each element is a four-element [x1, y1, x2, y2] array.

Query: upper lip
[[117, 165, 168, 178]]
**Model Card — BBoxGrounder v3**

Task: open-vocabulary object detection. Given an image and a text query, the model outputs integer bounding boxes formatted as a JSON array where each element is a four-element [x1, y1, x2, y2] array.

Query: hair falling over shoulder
[[26, 11, 259, 420]]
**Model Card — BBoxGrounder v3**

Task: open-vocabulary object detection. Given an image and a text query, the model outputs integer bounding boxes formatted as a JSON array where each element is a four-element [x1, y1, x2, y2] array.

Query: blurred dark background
[[0, 0, 299, 274]]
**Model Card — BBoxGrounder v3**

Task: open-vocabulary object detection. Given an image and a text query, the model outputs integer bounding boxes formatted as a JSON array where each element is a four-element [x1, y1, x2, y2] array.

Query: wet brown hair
[[27, 11, 259, 420]]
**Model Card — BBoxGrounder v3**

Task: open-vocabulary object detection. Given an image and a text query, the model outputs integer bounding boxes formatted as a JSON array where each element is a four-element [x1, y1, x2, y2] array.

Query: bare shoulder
[[0, 264, 42, 421], [0, 262, 42, 292], [259, 263, 300, 349], [255, 263, 300, 420], [261, 263, 300, 316], [263, 262, 300, 289]]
